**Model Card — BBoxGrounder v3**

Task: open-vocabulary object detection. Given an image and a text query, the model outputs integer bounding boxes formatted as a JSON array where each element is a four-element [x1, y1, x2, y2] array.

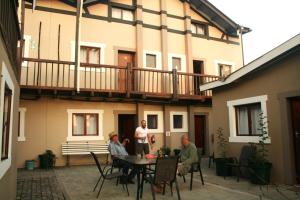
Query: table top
[[114, 155, 156, 166]]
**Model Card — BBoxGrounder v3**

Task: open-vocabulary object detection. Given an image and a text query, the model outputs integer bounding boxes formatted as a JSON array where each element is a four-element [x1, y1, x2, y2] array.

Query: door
[[193, 60, 204, 95], [291, 98, 300, 183], [118, 114, 137, 155], [118, 52, 135, 91], [194, 115, 206, 154]]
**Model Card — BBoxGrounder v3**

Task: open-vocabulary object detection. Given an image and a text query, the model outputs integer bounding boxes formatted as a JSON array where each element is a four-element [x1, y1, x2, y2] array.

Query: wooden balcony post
[[126, 63, 132, 98], [74, 0, 83, 92], [172, 68, 178, 99]]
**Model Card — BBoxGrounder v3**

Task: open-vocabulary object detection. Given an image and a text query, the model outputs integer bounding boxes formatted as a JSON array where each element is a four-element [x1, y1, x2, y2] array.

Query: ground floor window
[[170, 111, 188, 133], [144, 111, 164, 133], [67, 109, 104, 141]]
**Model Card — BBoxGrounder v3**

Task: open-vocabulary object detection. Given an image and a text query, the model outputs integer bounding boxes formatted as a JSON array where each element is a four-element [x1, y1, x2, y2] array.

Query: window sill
[[67, 136, 104, 142], [0, 158, 11, 179], [18, 137, 26, 142], [229, 136, 271, 144]]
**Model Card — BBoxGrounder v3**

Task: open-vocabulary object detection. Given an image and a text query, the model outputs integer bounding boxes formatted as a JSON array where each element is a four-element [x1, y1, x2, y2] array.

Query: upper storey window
[[191, 23, 207, 35], [219, 64, 232, 77], [112, 7, 134, 21], [80, 46, 101, 65]]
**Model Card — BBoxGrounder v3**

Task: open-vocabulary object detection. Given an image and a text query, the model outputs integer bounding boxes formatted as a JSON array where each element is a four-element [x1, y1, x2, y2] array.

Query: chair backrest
[[239, 145, 256, 164], [197, 148, 203, 164], [90, 152, 105, 177], [154, 156, 179, 183]]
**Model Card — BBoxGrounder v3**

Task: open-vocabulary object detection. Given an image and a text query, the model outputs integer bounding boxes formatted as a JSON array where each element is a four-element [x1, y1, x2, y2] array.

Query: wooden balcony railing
[[0, 0, 21, 77], [20, 58, 220, 99]]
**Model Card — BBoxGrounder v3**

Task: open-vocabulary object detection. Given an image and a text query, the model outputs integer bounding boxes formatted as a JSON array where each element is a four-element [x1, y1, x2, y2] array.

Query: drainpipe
[[75, 0, 83, 92], [239, 26, 245, 66]]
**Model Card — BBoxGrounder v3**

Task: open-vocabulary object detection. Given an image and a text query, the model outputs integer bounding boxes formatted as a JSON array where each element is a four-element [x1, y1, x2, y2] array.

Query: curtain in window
[[123, 10, 133, 21], [86, 114, 97, 135], [197, 25, 205, 35], [80, 48, 87, 63], [237, 107, 249, 135], [172, 57, 181, 70], [146, 54, 156, 68], [112, 8, 122, 19], [2, 88, 11, 159], [191, 24, 197, 34], [89, 48, 100, 64], [251, 106, 262, 135], [73, 114, 84, 135]]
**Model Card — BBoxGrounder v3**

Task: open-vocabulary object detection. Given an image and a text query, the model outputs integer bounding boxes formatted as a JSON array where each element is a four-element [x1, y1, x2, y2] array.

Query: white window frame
[[67, 109, 104, 141], [0, 62, 15, 179], [22, 35, 31, 67], [143, 50, 162, 70], [170, 111, 188, 133], [18, 108, 26, 142], [215, 60, 235, 77], [70, 41, 106, 72], [144, 111, 164, 133], [168, 53, 186, 72], [227, 95, 271, 143]]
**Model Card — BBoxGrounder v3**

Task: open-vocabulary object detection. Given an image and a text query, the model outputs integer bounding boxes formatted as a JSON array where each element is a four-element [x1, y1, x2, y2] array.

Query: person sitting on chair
[[177, 135, 198, 176], [108, 132, 136, 184]]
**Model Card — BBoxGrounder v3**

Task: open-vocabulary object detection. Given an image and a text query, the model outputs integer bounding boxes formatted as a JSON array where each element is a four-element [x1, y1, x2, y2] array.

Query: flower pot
[[215, 157, 233, 176], [25, 160, 35, 170], [250, 162, 272, 185]]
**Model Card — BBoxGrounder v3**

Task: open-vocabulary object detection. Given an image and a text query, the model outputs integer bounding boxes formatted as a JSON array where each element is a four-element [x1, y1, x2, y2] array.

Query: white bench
[[62, 142, 109, 166]]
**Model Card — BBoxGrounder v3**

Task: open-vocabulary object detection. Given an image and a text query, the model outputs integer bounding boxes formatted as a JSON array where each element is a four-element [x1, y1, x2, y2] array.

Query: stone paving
[[17, 159, 300, 200]]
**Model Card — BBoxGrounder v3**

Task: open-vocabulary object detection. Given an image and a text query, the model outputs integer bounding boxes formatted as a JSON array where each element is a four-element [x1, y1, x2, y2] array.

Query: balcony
[[0, 0, 21, 77], [20, 58, 220, 102]]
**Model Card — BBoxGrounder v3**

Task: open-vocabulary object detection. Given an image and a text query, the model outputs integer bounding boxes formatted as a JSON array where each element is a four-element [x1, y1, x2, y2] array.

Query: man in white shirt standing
[[135, 120, 152, 155]]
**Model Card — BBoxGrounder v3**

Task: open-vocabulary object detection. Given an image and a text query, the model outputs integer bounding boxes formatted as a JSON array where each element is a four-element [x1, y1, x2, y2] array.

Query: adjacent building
[[201, 34, 300, 184], [17, 0, 250, 167]]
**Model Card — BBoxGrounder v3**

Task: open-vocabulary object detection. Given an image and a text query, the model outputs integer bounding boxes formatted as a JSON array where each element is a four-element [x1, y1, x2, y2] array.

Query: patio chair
[[90, 152, 129, 198], [224, 145, 256, 182], [182, 148, 205, 191], [142, 156, 181, 200]]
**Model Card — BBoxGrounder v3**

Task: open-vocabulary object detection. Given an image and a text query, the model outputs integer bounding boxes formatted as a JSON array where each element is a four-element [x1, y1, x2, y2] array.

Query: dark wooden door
[[194, 115, 206, 153], [118, 114, 136, 155], [118, 52, 135, 91], [291, 98, 300, 183], [193, 60, 204, 95]]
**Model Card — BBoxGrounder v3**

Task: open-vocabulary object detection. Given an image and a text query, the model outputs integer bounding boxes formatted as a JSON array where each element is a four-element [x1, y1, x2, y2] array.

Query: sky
[[208, 0, 300, 64]]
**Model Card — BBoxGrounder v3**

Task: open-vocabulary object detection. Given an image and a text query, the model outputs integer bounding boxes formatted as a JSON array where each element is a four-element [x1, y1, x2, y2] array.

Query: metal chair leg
[[175, 179, 181, 200], [190, 171, 194, 191], [93, 176, 102, 192], [162, 182, 166, 195], [182, 175, 186, 183], [150, 183, 156, 200], [170, 182, 173, 196], [125, 183, 129, 196], [97, 179, 105, 198], [237, 167, 240, 182], [199, 166, 204, 185]]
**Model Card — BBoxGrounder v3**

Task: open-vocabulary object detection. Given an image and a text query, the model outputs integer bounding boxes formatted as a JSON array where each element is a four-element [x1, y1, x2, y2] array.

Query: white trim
[[22, 35, 31, 67], [0, 61, 15, 179], [67, 109, 104, 141], [214, 60, 235, 76], [168, 53, 187, 72], [227, 95, 271, 143], [144, 111, 164, 133], [18, 108, 27, 142], [201, 34, 300, 91], [170, 111, 188, 133], [143, 50, 162, 70]]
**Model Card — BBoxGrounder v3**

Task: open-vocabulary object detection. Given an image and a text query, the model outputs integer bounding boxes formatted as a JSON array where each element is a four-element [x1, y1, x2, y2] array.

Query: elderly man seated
[[178, 135, 198, 176], [108, 132, 136, 184]]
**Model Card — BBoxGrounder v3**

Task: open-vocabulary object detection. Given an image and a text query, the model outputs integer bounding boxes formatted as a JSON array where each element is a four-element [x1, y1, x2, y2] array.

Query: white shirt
[[135, 126, 149, 143]]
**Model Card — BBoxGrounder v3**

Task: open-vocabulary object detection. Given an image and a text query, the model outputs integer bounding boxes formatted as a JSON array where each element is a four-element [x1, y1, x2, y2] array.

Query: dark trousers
[[114, 159, 137, 180], [136, 143, 149, 155]]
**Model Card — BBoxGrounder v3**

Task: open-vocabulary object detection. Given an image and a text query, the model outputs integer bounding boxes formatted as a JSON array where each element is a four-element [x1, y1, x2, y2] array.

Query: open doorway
[[118, 114, 137, 155], [193, 60, 204, 95], [194, 115, 206, 154]]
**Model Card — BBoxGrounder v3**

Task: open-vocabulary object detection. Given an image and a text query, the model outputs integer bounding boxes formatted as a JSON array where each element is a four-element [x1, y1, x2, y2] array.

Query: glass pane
[[236, 107, 249, 135], [191, 23, 197, 34], [2, 86, 12, 160], [250, 104, 262, 135], [123, 10, 134, 21], [146, 54, 156, 68], [89, 48, 100, 64], [112, 7, 122, 19], [80, 47, 87, 63], [172, 57, 181, 71], [173, 115, 183, 129], [219, 64, 232, 77], [147, 115, 158, 129], [73, 114, 85, 136], [197, 24, 205, 35], [86, 114, 98, 135]]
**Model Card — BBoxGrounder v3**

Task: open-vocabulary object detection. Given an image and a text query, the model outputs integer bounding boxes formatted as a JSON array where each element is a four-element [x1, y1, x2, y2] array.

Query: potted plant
[[214, 128, 232, 176], [249, 113, 272, 185], [39, 150, 57, 169], [25, 159, 35, 170]]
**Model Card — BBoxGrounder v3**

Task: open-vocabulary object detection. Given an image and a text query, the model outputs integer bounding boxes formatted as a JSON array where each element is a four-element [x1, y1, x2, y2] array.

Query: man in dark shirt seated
[[108, 132, 136, 184]]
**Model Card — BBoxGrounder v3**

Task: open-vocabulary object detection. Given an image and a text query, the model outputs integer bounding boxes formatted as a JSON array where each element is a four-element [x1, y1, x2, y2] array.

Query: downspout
[[239, 26, 245, 66], [75, 0, 83, 92]]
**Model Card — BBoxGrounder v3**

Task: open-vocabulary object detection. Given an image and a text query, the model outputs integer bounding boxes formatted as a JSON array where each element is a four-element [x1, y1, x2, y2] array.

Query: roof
[[200, 33, 300, 91], [52, 0, 250, 37]]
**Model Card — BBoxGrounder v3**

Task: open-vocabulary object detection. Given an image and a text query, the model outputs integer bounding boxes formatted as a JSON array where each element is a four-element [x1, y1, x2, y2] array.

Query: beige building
[[201, 34, 300, 184], [0, 0, 21, 199], [17, 0, 250, 168]]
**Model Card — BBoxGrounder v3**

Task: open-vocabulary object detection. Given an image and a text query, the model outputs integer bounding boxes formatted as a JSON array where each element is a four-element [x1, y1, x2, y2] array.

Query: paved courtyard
[[17, 159, 300, 200]]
